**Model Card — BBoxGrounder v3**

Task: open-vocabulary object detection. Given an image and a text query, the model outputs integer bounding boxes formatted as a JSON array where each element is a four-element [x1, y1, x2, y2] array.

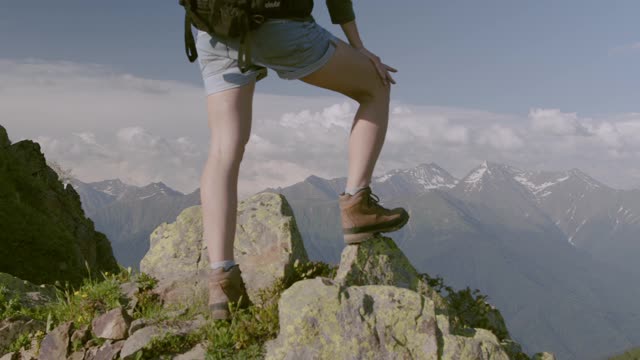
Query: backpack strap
[[181, 0, 215, 63], [184, 12, 198, 63], [236, 14, 252, 73]]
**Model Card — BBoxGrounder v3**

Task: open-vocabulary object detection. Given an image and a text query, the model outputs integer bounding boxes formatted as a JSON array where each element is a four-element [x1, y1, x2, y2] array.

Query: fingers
[[384, 64, 398, 73], [358, 47, 398, 86], [369, 57, 388, 86]]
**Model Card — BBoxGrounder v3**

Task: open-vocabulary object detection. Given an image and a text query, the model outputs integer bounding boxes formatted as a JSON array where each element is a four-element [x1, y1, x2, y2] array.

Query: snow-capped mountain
[[450, 162, 567, 241], [120, 181, 184, 201], [88, 179, 130, 198], [265, 162, 640, 360], [373, 162, 458, 191]]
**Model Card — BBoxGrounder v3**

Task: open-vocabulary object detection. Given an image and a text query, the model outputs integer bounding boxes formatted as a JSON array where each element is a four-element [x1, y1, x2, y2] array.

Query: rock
[[127, 319, 149, 337], [83, 345, 99, 360], [139, 192, 309, 306], [532, 353, 556, 360], [334, 235, 449, 315], [265, 278, 440, 359], [91, 307, 131, 340], [441, 328, 510, 360], [334, 235, 515, 345], [66, 350, 85, 360], [0, 315, 45, 351], [70, 324, 91, 348], [38, 320, 74, 360], [0, 352, 18, 360], [118, 281, 139, 303], [233, 192, 309, 301], [93, 340, 125, 360], [170, 315, 207, 336], [18, 336, 41, 360], [119, 325, 163, 360], [172, 342, 208, 360]]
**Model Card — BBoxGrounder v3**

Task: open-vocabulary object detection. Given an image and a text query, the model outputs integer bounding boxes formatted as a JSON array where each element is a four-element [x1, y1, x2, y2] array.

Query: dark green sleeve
[[326, 0, 355, 24]]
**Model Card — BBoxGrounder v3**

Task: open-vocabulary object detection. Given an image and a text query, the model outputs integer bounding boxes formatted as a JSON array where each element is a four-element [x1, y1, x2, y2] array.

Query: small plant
[[6, 331, 32, 353], [132, 329, 204, 359], [0, 284, 26, 320], [131, 272, 162, 320], [419, 272, 509, 341], [286, 259, 337, 286]]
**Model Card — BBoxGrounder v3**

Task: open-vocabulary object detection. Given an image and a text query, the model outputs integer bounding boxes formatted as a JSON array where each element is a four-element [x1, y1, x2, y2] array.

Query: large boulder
[[335, 235, 448, 315], [265, 277, 511, 360], [335, 235, 512, 345], [139, 192, 308, 306]]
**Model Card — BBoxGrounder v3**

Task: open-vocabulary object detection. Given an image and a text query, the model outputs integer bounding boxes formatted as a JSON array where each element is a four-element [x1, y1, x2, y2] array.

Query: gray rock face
[[93, 339, 125, 360], [266, 277, 517, 359], [91, 307, 132, 340], [335, 235, 449, 315], [37, 321, 74, 360], [0, 352, 18, 360], [172, 342, 208, 360], [139, 192, 309, 306], [119, 325, 163, 360], [441, 328, 509, 360], [265, 278, 442, 359]]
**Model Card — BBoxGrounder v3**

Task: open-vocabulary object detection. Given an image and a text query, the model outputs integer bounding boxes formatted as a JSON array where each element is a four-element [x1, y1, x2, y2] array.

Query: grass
[[0, 259, 337, 359]]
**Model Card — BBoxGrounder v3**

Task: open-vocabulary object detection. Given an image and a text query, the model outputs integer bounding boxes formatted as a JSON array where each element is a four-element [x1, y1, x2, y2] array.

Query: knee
[[208, 139, 248, 166], [349, 80, 390, 105]]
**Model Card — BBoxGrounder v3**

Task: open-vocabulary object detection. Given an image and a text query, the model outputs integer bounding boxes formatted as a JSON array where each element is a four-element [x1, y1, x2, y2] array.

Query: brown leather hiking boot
[[338, 185, 410, 244], [208, 265, 251, 320]]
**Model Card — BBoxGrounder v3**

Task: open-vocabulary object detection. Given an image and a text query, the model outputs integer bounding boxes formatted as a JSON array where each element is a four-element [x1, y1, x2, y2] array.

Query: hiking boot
[[208, 264, 251, 320], [338, 186, 410, 245]]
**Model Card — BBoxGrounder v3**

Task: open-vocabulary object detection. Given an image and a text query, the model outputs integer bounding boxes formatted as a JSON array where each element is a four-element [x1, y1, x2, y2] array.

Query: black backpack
[[180, 0, 314, 72]]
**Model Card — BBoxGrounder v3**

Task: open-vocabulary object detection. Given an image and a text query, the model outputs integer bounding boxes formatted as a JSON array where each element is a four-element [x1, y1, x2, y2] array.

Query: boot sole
[[343, 211, 410, 245]]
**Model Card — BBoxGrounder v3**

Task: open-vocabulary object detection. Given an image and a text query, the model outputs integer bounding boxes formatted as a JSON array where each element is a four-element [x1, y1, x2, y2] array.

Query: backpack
[[180, 0, 314, 73]]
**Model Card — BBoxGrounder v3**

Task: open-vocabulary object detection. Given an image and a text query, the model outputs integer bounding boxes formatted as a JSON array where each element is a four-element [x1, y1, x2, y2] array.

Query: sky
[[1, 1, 639, 197]]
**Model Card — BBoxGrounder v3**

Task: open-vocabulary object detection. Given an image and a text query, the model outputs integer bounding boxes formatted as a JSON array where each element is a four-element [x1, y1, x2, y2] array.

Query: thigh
[[196, 30, 267, 96], [299, 38, 390, 102], [206, 81, 256, 157]]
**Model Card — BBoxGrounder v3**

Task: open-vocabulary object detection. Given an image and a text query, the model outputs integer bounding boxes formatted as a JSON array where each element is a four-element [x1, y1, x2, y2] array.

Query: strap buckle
[[251, 14, 266, 24]]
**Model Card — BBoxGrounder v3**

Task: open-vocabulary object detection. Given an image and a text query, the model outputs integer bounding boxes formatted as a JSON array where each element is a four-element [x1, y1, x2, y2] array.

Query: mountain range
[[70, 178, 200, 269], [72, 161, 640, 360]]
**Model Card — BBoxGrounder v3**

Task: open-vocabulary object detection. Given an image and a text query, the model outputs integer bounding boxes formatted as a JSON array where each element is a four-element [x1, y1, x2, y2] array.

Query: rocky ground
[[1, 192, 557, 359]]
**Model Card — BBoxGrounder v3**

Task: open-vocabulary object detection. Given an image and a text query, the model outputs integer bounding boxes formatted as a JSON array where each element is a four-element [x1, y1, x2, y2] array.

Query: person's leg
[[200, 80, 256, 267], [299, 39, 391, 194]]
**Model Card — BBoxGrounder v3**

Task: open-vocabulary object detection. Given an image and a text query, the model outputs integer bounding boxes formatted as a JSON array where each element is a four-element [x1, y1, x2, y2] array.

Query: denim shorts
[[195, 17, 339, 95]]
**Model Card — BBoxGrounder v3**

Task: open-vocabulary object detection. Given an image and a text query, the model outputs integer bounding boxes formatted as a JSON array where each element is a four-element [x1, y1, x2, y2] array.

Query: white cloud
[[529, 108, 591, 136], [2, 58, 640, 197], [476, 125, 524, 150]]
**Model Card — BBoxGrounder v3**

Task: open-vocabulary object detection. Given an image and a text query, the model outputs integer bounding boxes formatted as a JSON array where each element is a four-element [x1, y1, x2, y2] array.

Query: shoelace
[[366, 191, 385, 209]]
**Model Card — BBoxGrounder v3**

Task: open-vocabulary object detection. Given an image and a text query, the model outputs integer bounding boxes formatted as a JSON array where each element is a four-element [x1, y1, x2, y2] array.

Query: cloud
[[476, 125, 524, 150], [529, 108, 591, 136], [2, 58, 640, 196]]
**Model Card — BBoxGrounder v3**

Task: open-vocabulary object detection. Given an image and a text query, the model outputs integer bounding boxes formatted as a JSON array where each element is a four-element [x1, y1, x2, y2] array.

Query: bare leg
[[200, 81, 256, 264], [300, 39, 391, 191]]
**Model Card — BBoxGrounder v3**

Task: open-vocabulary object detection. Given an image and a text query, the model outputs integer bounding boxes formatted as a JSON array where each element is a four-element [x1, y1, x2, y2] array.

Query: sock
[[345, 184, 369, 196], [210, 260, 237, 272]]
